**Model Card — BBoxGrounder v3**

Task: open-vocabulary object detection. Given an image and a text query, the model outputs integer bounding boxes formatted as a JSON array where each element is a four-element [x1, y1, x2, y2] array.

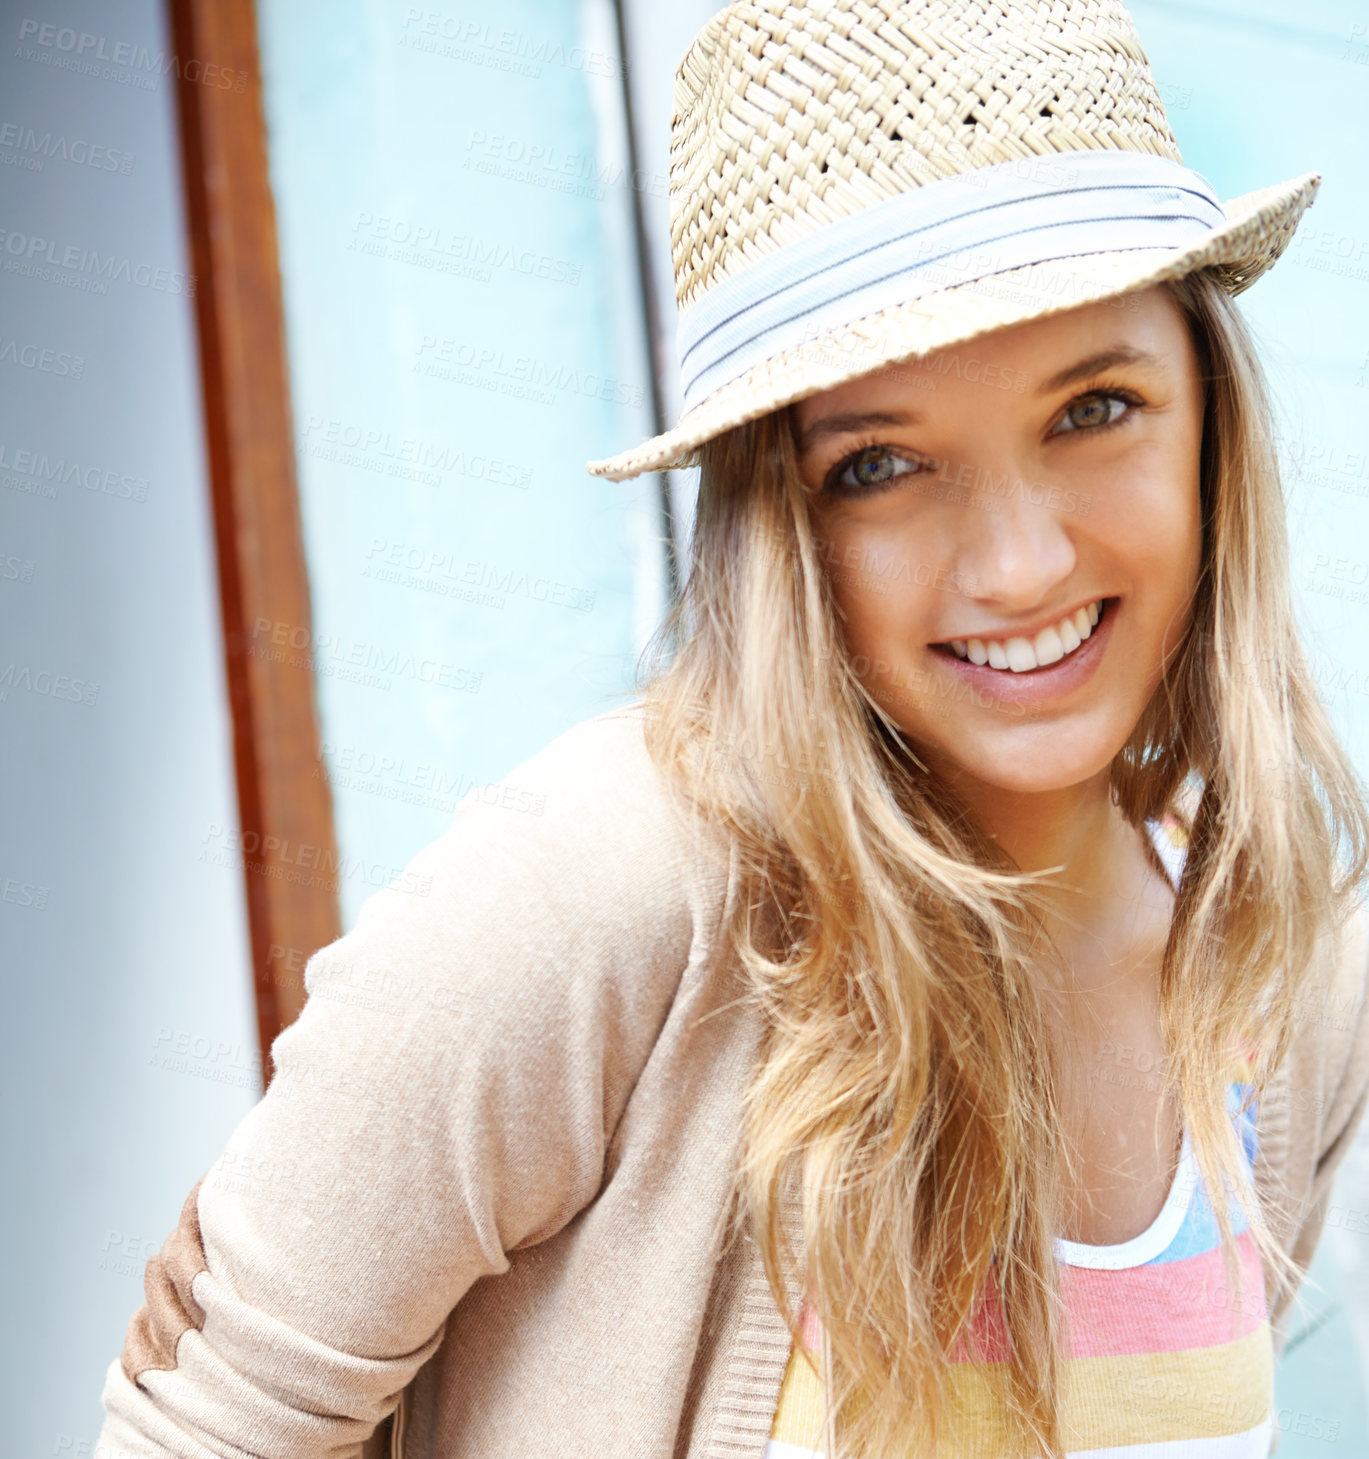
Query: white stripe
[[763, 1415, 1272, 1459], [677, 151, 1225, 411], [1145, 814, 1187, 892], [764, 1441, 828, 1459], [1068, 1417, 1274, 1458]]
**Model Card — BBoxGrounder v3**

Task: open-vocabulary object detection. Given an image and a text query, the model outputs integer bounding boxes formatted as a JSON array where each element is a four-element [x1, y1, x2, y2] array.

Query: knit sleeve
[[95, 708, 729, 1459], [1268, 895, 1369, 1373]]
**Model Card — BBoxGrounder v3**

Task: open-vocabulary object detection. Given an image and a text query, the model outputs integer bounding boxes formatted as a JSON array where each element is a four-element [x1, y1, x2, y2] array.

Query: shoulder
[[267, 703, 742, 1137], [474, 702, 696, 848], [434, 700, 730, 900], [308, 702, 736, 1000]]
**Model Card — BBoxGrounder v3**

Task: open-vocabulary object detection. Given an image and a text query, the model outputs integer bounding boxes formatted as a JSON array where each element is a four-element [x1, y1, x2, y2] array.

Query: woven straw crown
[[588, 0, 1319, 480], [672, 0, 1179, 306]]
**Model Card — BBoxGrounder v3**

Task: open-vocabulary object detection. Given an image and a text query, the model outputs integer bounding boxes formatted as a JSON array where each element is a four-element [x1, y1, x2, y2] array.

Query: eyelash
[[821, 385, 1147, 497]]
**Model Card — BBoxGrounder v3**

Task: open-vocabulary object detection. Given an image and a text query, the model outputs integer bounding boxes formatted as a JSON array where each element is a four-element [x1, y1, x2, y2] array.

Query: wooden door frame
[[167, 0, 340, 1084]]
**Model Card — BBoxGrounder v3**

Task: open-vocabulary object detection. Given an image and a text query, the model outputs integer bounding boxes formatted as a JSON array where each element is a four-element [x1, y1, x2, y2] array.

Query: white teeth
[[945, 599, 1106, 672], [1031, 626, 1065, 668]]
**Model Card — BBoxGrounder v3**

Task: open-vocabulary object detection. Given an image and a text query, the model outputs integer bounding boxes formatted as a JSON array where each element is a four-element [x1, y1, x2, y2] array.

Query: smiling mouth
[[930, 597, 1117, 674]]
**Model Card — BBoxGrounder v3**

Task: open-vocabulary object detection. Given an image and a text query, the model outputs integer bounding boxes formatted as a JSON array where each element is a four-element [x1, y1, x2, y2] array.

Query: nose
[[952, 462, 1079, 613]]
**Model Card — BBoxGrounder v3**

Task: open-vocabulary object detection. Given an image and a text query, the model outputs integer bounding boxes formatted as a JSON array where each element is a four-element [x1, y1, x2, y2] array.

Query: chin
[[973, 762, 1113, 795], [919, 726, 1125, 795]]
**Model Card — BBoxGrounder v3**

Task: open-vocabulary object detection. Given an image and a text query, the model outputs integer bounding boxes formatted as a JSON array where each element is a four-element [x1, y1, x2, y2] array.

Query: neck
[[936, 757, 1120, 877], [930, 759, 1168, 992]]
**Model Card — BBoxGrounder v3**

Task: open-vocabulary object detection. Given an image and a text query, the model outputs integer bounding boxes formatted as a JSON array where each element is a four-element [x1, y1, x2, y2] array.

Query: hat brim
[[587, 172, 1320, 483]]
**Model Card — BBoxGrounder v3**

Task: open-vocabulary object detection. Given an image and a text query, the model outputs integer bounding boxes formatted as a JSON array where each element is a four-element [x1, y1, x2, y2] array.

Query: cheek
[[822, 530, 938, 661], [1092, 437, 1203, 585], [834, 582, 902, 663]]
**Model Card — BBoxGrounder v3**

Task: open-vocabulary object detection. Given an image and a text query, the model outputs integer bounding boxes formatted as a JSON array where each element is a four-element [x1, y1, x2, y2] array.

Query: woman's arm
[[1268, 896, 1369, 1368], [96, 708, 728, 1459]]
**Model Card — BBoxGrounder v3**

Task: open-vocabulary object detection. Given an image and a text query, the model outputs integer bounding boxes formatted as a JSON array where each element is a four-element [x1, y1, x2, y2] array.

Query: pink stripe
[[799, 1232, 1265, 1366], [944, 1232, 1266, 1363], [1059, 1233, 1267, 1357]]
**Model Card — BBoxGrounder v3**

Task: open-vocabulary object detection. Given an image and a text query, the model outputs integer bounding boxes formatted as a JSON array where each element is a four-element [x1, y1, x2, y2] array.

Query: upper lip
[[934, 596, 1109, 646]]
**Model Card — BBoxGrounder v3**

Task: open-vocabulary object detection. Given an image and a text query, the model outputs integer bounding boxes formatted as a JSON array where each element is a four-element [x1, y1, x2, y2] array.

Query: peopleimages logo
[[0, 338, 83, 377], [413, 334, 646, 409], [15, 19, 249, 92], [399, 8, 625, 80], [0, 662, 99, 705], [0, 229, 194, 295], [248, 617, 484, 695], [200, 823, 434, 899], [300, 414, 533, 490], [460, 131, 669, 203], [0, 119, 135, 174], [348, 211, 584, 287], [0, 442, 149, 501]]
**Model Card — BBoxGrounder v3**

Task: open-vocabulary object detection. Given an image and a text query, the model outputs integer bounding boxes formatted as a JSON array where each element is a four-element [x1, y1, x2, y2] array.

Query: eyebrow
[[795, 346, 1166, 453], [795, 408, 921, 453], [1037, 346, 1165, 395]]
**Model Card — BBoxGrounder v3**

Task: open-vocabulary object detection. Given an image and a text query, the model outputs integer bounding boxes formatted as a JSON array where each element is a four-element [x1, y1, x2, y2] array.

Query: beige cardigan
[[99, 705, 1369, 1459]]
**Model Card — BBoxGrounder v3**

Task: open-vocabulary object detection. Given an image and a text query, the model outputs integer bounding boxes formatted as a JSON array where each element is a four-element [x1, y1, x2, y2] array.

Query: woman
[[101, 2, 1369, 1458]]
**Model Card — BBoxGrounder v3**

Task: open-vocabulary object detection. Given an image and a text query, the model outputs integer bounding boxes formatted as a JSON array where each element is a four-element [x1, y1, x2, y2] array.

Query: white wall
[[0, 3, 257, 1452]]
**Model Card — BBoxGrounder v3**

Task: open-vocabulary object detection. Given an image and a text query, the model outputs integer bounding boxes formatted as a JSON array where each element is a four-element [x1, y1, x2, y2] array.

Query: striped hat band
[[677, 150, 1224, 414]]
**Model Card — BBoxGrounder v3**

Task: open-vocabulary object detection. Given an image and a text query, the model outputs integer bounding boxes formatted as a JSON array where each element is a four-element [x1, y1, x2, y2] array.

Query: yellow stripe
[[769, 1340, 826, 1446], [769, 1323, 1272, 1453], [1054, 1324, 1273, 1450]]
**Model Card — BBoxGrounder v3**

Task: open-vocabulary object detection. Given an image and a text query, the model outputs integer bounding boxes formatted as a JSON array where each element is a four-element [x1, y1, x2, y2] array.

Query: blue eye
[[829, 445, 929, 495], [1052, 392, 1135, 435]]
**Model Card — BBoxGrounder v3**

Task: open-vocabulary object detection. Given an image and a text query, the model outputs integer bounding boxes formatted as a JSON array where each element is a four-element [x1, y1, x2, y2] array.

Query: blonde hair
[[635, 267, 1369, 1458]]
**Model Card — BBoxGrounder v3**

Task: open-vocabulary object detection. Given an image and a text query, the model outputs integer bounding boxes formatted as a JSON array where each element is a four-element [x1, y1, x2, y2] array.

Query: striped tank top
[[765, 814, 1274, 1459]]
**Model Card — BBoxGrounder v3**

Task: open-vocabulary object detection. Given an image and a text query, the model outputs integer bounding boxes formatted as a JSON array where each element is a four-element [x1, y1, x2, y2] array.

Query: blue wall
[[256, 0, 668, 927]]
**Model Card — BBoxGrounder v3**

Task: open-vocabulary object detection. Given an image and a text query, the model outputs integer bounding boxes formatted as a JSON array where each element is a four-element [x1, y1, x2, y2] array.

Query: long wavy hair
[[635, 266, 1369, 1458]]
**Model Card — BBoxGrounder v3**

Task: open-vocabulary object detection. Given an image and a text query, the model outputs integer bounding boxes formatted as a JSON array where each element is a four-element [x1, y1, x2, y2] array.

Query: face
[[794, 285, 1205, 799]]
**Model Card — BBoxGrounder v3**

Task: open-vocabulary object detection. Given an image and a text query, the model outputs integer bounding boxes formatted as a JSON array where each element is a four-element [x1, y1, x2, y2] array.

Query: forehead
[[791, 285, 1191, 427]]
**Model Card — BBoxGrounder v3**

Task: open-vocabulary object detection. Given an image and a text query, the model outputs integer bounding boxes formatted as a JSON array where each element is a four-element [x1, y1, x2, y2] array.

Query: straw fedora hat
[[587, 0, 1319, 482]]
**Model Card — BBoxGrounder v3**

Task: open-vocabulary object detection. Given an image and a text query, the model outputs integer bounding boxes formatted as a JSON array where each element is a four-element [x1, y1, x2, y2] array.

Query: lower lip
[[928, 598, 1119, 707]]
